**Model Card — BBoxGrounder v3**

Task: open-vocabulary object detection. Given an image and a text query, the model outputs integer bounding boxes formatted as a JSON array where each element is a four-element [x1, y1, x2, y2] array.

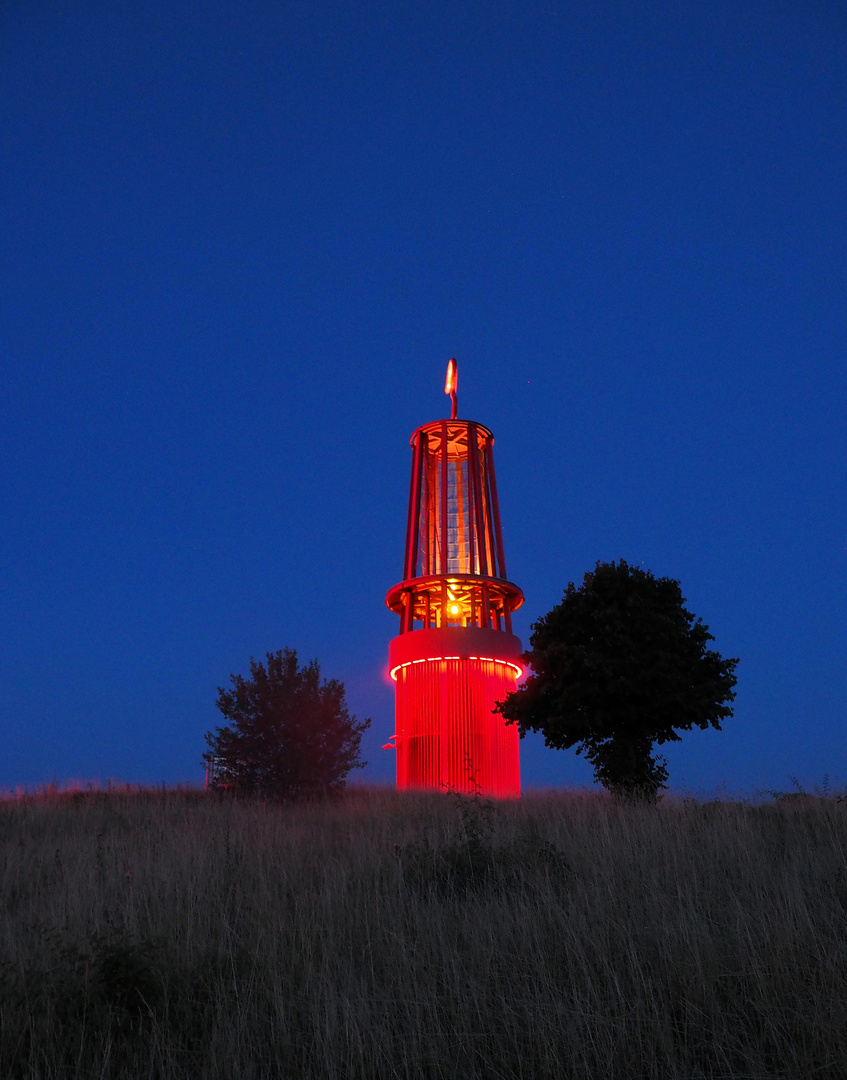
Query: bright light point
[[450, 604, 459, 614]]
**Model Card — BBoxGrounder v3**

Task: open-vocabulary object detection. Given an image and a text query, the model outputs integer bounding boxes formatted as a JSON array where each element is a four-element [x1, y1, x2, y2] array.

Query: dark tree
[[495, 560, 738, 800], [203, 648, 371, 798]]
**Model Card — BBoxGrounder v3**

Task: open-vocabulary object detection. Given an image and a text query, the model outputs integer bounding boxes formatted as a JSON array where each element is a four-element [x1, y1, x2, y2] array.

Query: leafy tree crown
[[203, 648, 371, 799], [495, 560, 738, 797]]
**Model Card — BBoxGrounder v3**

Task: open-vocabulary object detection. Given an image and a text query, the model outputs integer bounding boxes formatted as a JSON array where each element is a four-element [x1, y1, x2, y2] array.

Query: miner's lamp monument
[[384, 360, 524, 797]]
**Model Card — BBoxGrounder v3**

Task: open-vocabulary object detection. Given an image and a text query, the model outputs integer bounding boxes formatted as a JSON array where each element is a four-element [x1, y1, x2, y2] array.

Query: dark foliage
[[203, 648, 371, 799], [495, 560, 738, 799], [0, 926, 164, 1076]]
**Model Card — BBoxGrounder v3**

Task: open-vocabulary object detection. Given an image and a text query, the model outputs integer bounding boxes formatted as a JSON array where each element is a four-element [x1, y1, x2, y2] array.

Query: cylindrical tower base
[[389, 627, 522, 797]]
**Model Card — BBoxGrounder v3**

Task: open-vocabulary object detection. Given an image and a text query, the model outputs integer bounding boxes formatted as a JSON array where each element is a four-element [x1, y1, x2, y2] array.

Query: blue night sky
[[2, 1, 845, 795]]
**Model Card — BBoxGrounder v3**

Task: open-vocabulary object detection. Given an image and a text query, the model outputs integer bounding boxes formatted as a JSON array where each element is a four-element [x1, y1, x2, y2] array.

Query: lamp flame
[[445, 358, 458, 418], [444, 358, 457, 396]]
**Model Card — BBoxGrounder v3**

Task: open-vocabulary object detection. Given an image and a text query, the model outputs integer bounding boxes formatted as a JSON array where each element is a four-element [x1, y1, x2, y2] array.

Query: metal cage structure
[[385, 362, 524, 797]]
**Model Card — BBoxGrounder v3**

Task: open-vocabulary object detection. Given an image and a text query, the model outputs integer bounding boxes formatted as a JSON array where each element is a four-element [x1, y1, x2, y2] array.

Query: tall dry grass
[[1, 785, 846, 1079]]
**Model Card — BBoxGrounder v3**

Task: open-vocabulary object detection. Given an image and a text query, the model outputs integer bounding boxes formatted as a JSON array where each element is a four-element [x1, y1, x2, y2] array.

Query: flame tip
[[444, 358, 457, 395]]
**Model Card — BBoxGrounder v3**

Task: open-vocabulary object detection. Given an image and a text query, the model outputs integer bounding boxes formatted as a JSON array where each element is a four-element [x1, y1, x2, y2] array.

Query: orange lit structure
[[385, 361, 524, 796]]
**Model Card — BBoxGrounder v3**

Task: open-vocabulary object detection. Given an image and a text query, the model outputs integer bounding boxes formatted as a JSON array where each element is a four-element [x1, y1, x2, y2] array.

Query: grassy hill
[[1, 785, 845, 1078]]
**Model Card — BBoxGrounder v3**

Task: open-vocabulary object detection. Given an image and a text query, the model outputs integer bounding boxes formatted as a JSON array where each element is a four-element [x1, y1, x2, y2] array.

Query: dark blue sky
[[2, 0, 845, 794]]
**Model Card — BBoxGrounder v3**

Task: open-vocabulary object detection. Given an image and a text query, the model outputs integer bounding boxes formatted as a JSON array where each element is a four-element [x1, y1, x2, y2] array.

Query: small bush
[[396, 790, 572, 896]]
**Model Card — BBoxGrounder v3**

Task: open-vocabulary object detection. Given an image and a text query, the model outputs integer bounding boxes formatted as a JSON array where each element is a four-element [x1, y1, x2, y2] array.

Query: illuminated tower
[[385, 360, 524, 797]]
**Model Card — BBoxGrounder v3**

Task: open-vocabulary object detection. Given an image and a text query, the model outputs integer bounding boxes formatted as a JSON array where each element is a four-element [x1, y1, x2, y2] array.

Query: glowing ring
[[390, 655, 522, 681]]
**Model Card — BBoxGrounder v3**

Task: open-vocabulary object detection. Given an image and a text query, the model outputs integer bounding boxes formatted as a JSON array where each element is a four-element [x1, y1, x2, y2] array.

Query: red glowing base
[[388, 627, 522, 798]]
